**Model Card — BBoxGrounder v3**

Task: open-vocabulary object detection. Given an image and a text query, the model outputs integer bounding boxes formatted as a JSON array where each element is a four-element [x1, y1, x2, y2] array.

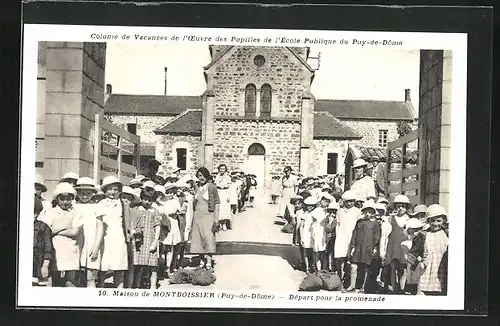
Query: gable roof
[[104, 94, 202, 116], [313, 112, 362, 139], [155, 109, 361, 140], [315, 99, 415, 121], [204, 46, 315, 72], [102, 144, 156, 157], [154, 109, 202, 136]]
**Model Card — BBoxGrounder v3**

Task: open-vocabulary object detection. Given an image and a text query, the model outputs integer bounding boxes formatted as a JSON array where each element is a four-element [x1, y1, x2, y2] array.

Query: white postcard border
[[18, 24, 467, 310]]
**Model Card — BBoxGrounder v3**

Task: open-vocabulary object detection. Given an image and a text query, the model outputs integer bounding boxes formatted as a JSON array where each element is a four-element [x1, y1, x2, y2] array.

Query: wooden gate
[[93, 112, 141, 184], [385, 129, 421, 205]]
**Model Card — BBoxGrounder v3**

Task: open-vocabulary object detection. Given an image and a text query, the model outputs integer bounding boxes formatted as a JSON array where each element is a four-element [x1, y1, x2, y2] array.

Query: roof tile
[[315, 99, 415, 120], [104, 94, 202, 116]]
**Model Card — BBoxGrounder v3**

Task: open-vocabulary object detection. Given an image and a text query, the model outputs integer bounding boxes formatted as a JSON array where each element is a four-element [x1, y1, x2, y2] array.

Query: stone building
[[104, 45, 415, 187], [36, 42, 107, 194]]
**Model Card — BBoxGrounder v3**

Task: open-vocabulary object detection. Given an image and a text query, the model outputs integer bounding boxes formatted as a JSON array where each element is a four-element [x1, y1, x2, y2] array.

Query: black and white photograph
[[19, 24, 467, 311]]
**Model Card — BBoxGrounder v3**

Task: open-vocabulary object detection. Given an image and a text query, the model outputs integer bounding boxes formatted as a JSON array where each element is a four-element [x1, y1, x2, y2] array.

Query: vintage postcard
[[19, 23, 466, 311]]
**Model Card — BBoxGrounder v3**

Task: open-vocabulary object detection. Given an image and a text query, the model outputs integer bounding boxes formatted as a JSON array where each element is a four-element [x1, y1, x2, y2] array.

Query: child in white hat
[[400, 218, 426, 295], [418, 204, 448, 295], [384, 194, 412, 294], [344, 200, 381, 293], [324, 202, 340, 272], [74, 177, 104, 287], [310, 193, 333, 272], [35, 174, 51, 212], [37, 182, 82, 287], [299, 196, 318, 273], [155, 183, 182, 276], [131, 186, 161, 289], [334, 190, 362, 282], [96, 176, 129, 289]]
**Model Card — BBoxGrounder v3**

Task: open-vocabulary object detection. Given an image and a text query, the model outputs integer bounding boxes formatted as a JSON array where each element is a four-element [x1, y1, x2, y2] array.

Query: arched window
[[248, 143, 266, 156], [260, 84, 272, 118], [244, 84, 257, 116]]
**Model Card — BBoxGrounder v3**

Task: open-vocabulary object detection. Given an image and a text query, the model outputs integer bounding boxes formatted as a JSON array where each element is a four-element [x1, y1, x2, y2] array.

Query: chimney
[[405, 88, 411, 102], [164, 67, 167, 95], [104, 84, 112, 104]]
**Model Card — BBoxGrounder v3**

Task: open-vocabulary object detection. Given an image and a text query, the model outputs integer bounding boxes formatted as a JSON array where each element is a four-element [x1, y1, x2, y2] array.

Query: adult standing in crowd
[[277, 166, 299, 223], [190, 167, 220, 270], [214, 164, 232, 231], [350, 159, 377, 202], [370, 156, 387, 198]]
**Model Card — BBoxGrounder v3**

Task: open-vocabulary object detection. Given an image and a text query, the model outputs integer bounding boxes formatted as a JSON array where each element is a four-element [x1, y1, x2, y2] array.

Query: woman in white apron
[[214, 164, 232, 231], [350, 159, 377, 202], [277, 166, 298, 223]]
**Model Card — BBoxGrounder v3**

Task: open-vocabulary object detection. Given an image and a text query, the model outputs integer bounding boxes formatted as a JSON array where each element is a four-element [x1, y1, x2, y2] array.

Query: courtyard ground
[[159, 188, 307, 291]]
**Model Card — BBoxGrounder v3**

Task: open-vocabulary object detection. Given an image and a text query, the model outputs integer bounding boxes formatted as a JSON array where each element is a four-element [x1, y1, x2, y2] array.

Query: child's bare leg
[[87, 269, 97, 288], [359, 264, 369, 293], [150, 269, 158, 289], [400, 269, 407, 294], [166, 246, 174, 271], [345, 263, 357, 291], [114, 271, 125, 288]]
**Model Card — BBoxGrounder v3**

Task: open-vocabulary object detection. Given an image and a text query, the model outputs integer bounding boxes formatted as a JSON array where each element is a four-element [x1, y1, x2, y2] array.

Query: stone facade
[[212, 119, 301, 186], [105, 114, 174, 144], [38, 42, 106, 193], [312, 139, 355, 176], [157, 134, 201, 176], [418, 50, 452, 210], [341, 119, 400, 148], [206, 46, 313, 118]]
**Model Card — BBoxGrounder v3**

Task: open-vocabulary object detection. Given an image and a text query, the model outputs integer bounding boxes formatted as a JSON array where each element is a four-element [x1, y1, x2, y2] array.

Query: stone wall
[[105, 114, 174, 145], [213, 119, 301, 186], [157, 134, 201, 176], [41, 42, 106, 193], [419, 50, 452, 210], [206, 46, 312, 118], [312, 139, 353, 176], [341, 119, 400, 148]]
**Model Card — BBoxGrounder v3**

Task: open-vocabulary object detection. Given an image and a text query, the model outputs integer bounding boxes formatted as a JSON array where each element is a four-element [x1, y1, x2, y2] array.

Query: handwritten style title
[[89, 32, 404, 47]]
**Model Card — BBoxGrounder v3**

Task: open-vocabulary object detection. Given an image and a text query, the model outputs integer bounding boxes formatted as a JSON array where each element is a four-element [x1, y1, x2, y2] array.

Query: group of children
[[287, 186, 449, 296], [33, 171, 201, 289]]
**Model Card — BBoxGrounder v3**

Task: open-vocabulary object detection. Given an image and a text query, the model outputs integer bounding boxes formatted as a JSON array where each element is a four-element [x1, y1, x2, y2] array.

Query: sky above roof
[[105, 44, 420, 117]]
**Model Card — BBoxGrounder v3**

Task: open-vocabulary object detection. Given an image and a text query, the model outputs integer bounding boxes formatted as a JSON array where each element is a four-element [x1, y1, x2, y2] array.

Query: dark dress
[[33, 220, 53, 280], [385, 215, 407, 265], [349, 219, 381, 265]]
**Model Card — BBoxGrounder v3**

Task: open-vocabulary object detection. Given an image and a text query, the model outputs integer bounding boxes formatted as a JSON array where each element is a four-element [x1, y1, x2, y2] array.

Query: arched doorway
[[245, 143, 266, 189]]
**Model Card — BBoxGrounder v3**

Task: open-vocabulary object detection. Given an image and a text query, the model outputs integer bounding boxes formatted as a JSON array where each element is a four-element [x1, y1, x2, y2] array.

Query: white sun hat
[[122, 185, 141, 202], [142, 180, 156, 189], [375, 203, 387, 213], [405, 218, 425, 230], [154, 185, 166, 196], [321, 184, 332, 190], [352, 159, 368, 169], [35, 174, 47, 192], [326, 202, 340, 211], [53, 182, 76, 199], [341, 190, 356, 201], [129, 178, 143, 187], [304, 196, 317, 206], [101, 176, 122, 190], [74, 177, 98, 192], [425, 204, 447, 219], [377, 197, 389, 204], [61, 172, 79, 181], [393, 194, 411, 204], [318, 192, 334, 202], [361, 200, 376, 212]]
